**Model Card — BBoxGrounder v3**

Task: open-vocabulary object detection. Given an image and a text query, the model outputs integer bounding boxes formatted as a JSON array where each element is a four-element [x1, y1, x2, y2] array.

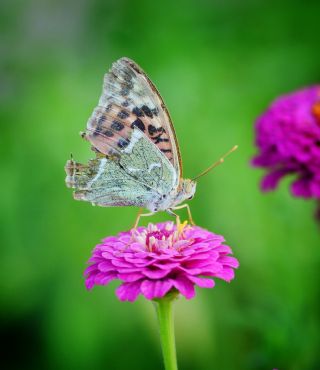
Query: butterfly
[[65, 57, 236, 227]]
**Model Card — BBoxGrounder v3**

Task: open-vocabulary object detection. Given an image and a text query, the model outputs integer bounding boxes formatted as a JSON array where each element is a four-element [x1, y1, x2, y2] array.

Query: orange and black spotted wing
[[83, 57, 183, 178]]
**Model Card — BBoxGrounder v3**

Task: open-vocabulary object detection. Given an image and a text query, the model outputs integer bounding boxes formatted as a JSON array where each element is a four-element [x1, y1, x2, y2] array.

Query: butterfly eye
[[188, 195, 194, 200]]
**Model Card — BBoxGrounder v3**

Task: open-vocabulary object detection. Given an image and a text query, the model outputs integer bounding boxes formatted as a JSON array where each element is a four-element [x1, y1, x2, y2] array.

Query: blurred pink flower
[[85, 222, 239, 302], [252, 86, 320, 217]]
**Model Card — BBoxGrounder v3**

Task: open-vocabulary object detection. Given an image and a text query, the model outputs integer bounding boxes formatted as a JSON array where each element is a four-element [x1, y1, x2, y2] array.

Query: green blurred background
[[1, 0, 320, 369]]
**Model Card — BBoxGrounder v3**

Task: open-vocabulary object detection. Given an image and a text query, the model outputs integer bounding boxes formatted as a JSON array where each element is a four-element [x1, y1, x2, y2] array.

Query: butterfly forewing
[[84, 57, 182, 178]]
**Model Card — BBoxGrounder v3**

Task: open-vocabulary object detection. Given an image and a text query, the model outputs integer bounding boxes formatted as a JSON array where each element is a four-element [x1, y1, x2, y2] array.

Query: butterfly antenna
[[192, 145, 238, 181]]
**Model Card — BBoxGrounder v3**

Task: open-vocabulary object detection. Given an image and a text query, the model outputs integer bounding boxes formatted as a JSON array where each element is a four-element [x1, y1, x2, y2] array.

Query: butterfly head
[[172, 178, 197, 207]]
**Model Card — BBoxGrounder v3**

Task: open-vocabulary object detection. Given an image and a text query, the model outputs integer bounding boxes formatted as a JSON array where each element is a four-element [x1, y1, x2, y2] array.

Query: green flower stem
[[154, 291, 179, 370]]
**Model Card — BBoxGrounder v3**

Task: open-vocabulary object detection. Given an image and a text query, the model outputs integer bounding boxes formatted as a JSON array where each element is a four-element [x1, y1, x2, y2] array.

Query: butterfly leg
[[133, 208, 155, 229], [172, 204, 195, 225], [166, 209, 181, 228]]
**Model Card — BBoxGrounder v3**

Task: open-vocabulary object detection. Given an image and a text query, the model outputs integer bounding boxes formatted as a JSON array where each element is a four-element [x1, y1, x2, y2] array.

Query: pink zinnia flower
[[85, 222, 239, 302], [252, 85, 320, 217]]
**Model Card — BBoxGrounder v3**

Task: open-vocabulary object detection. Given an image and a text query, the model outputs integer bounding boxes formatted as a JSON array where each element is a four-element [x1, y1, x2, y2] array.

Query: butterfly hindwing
[[65, 157, 155, 207], [65, 129, 177, 208], [84, 57, 182, 177]]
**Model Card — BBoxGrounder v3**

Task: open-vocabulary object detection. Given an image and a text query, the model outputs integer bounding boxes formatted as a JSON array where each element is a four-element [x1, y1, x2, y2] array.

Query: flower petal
[[261, 169, 291, 192], [215, 267, 235, 282], [116, 281, 142, 302], [291, 177, 312, 198], [94, 272, 117, 286], [140, 280, 173, 299], [187, 275, 215, 288], [118, 272, 144, 282], [142, 268, 171, 279], [171, 276, 195, 299], [218, 256, 240, 268], [98, 261, 115, 272], [111, 259, 134, 268]]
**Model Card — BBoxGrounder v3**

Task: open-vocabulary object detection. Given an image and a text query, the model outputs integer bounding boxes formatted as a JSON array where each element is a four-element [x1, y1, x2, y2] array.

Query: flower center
[[312, 101, 320, 125], [146, 230, 172, 244]]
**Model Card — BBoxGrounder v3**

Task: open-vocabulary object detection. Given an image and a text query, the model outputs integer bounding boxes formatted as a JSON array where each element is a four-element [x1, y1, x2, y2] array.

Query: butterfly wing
[[83, 57, 183, 178], [65, 157, 157, 208], [65, 128, 177, 210]]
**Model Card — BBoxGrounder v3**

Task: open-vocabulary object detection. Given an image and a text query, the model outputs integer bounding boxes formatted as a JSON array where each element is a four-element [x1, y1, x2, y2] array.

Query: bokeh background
[[1, 0, 320, 369]]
